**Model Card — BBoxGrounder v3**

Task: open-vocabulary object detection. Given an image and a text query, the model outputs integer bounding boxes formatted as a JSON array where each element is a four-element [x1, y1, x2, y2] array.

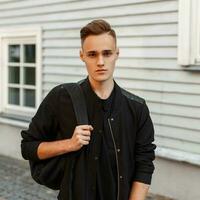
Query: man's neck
[[88, 76, 114, 100]]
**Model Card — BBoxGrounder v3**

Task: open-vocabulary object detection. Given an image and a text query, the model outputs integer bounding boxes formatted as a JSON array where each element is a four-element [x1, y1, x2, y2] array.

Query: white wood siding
[[0, 0, 199, 157]]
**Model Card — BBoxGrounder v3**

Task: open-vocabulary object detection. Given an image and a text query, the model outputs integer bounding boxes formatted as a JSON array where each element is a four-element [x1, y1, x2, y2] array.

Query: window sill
[[182, 65, 200, 71], [0, 113, 30, 128], [156, 146, 200, 166]]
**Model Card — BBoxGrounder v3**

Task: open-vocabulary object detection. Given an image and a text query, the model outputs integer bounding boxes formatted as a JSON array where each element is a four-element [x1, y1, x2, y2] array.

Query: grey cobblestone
[[0, 155, 173, 200], [0, 155, 58, 200]]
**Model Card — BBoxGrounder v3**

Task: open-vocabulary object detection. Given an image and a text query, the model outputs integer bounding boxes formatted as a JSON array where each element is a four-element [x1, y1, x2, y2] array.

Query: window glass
[[24, 44, 35, 63], [8, 66, 20, 84], [9, 45, 20, 62], [24, 67, 35, 85], [8, 88, 20, 105], [23, 89, 35, 107]]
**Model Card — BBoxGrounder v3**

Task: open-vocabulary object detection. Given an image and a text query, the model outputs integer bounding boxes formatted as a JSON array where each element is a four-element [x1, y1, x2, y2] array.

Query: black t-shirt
[[96, 87, 117, 200], [75, 79, 117, 200]]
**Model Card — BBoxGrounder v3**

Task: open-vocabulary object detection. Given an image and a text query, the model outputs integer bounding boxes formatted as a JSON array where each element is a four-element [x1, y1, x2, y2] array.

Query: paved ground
[[0, 154, 173, 200]]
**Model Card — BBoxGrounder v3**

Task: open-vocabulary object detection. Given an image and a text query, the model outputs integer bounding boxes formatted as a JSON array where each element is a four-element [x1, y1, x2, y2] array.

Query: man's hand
[[69, 125, 93, 151], [37, 125, 93, 160], [129, 181, 150, 200]]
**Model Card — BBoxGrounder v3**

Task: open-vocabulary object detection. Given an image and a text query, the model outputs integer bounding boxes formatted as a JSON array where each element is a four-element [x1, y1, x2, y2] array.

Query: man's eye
[[88, 53, 96, 57], [103, 52, 112, 57]]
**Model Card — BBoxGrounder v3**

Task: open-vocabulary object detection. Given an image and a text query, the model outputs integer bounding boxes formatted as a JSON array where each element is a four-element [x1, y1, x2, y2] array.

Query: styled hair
[[80, 19, 117, 46]]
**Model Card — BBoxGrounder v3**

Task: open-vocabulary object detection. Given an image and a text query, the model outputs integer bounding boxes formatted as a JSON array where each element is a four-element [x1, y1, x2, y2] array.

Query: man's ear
[[116, 47, 119, 57], [80, 49, 84, 62]]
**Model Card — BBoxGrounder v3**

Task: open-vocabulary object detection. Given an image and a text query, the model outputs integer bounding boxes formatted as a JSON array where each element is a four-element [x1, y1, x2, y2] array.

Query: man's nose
[[97, 55, 104, 66]]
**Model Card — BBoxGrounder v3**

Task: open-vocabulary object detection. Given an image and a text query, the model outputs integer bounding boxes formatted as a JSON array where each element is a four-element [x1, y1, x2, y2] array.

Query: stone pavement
[[0, 154, 173, 200]]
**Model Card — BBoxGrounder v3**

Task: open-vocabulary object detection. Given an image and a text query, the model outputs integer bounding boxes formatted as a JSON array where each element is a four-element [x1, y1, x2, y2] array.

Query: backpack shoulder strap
[[62, 82, 88, 125]]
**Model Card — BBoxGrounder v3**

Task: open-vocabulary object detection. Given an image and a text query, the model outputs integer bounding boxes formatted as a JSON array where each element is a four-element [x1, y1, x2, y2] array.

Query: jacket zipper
[[108, 118, 120, 200]]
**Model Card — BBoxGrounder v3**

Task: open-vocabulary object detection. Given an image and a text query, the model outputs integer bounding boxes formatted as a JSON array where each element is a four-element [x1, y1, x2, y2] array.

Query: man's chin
[[90, 75, 112, 83]]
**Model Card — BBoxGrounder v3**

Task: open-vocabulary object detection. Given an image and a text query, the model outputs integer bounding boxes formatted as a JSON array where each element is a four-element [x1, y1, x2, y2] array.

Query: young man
[[21, 19, 156, 200]]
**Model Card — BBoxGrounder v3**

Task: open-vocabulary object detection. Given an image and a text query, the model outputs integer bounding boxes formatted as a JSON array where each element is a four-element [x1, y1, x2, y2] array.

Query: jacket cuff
[[21, 141, 41, 161], [133, 172, 152, 185]]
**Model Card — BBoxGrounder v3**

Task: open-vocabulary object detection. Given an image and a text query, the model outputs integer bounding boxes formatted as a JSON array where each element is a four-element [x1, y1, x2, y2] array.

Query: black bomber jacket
[[21, 78, 156, 200]]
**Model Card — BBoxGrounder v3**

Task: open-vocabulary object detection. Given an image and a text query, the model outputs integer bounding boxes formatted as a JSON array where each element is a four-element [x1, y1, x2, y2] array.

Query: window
[[0, 27, 41, 118], [178, 0, 200, 68], [7, 41, 36, 108], [178, 0, 200, 66]]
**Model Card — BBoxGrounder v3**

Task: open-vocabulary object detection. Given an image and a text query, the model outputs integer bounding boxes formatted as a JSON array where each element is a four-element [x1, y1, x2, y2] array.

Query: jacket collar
[[81, 77, 123, 117]]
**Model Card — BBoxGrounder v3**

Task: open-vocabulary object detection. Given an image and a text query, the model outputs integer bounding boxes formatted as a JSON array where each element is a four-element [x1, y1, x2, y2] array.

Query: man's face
[[80, 33, 119, 84]]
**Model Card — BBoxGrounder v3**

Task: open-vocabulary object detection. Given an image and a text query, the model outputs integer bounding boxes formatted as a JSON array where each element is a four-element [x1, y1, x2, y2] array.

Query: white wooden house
[[0, 0, 199, 199]]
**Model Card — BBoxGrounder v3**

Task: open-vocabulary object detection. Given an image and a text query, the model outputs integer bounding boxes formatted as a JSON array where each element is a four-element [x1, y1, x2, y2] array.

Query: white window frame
[[0, 27, 42, 117], [178, 0, 200, 66]]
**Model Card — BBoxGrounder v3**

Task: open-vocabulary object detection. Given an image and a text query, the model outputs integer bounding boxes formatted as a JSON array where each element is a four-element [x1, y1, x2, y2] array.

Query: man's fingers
[[79, 135, 90, 141], [73, 125, 93, 148], [77, 125, 93, 131], [81, 140, 89, 145], [81, 130, 91, 136], [75, 129, 91, 136]]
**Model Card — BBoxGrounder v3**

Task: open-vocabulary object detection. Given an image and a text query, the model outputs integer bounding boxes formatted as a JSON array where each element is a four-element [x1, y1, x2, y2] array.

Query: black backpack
[[30, 82, 88, 190]]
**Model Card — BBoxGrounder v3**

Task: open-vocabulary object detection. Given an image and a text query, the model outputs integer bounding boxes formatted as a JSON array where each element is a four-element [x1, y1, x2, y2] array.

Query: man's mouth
[[96, 69, 107, 72]]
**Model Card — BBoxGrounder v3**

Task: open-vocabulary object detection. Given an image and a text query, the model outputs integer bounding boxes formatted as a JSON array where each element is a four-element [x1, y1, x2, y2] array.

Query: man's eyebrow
[[86, 49, 113, 53], [103, 49, 113, 52], [86, 50, 96, 54], [102, 50, 113, 53]]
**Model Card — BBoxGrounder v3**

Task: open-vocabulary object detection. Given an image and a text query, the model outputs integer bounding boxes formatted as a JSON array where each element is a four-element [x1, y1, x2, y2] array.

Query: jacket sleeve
[[21, 86, 59, 161], [133, 101, 156, 185]]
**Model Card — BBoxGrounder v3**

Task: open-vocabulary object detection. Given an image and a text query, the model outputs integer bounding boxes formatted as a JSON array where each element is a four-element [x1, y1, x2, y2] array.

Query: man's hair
[[80, 19, 117, 46]]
